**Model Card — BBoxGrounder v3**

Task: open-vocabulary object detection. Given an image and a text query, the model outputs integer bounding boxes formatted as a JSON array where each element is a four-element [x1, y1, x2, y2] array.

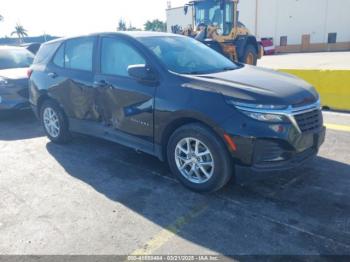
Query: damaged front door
[[94, 36, 157, 149]]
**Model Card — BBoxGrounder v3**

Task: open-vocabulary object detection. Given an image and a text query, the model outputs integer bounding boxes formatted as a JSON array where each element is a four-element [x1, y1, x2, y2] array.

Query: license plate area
[[297, 133, 314, 152], [296, 127, 326, 152]]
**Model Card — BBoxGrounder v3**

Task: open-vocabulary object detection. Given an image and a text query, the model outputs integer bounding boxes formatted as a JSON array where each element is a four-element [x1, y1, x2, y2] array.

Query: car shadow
[[46, 135, 350, 255], [0, 110, 44, 141]]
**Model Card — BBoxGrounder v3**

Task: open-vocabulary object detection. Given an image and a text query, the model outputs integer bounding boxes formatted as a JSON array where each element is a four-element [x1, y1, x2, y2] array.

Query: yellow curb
[[280, 69, 350, 111], [325, 123, 350, 132]]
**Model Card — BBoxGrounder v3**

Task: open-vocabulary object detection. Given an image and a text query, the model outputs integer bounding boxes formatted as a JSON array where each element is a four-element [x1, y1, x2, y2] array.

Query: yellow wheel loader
[[179, 0, 263, 65]]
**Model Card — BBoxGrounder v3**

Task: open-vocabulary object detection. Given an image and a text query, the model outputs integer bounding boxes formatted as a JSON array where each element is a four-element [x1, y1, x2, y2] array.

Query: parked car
[[29, 32, 326, 192], [0, 46, 34, 111], [22, 43, 42, 55], [261, 37, 276, 55]]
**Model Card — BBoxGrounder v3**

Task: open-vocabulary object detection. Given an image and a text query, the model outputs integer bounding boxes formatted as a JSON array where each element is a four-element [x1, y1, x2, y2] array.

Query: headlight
[[226, 100, 288, 110], [0, 77, 9, 87], [225, 98, 289, 122], [240, 111, 287, 122]]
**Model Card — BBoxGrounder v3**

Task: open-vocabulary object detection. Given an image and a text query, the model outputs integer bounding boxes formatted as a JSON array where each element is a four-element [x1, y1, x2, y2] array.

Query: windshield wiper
[[183, 67, 236, 75], [183, 71, 204, 75], [222, 66, 237, 71]]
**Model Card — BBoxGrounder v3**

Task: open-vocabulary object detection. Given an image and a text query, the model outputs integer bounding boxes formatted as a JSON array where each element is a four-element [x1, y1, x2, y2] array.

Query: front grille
[[294, 109, 323, 132]]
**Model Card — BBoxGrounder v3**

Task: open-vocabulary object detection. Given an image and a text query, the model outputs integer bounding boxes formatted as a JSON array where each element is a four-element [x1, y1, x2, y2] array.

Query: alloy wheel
[[175, 137, 214, 184], [43, 107, 60, 138]]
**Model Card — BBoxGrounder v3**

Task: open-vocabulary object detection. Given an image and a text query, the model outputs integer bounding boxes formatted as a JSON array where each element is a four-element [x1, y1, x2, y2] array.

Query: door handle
[[93, 80, 112, 89], [48, 72, 57, 78]]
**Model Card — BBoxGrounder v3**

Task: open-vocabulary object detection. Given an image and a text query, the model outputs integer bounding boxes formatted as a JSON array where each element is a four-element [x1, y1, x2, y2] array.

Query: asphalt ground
[[0, 110, 349, 256]]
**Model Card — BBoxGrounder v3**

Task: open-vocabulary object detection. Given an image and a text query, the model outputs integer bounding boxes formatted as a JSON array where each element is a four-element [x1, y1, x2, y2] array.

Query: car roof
[[42, 31, 182, 45]]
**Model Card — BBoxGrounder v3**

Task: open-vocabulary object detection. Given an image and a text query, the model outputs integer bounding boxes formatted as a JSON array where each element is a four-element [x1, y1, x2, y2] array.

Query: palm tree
[[117, 19, 127, 31], [11, 24, 28, 44]]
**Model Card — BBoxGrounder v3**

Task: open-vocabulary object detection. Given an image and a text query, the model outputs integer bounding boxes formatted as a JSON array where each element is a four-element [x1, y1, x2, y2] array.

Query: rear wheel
[[167, 123, 233, 193], [40, 100, 71, 144], [242, 44, 258, 65]]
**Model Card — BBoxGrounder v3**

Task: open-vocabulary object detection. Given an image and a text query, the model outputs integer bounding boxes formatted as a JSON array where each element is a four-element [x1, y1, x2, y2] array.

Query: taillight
[[27, 69, 33, 78]]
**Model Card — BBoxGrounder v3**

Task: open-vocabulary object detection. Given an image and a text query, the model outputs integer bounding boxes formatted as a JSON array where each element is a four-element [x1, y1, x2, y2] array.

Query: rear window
[[33, 42, 61, 65], [0, 48, 34, 70]]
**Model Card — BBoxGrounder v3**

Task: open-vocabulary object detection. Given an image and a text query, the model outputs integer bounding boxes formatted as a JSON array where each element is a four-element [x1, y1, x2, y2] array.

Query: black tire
[[242, 44, 258, 65], [167, 123, 233, 193], [40, 99, 71, 144]]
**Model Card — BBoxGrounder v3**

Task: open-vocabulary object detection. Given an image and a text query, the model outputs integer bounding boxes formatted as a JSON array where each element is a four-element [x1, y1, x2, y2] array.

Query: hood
[[0, 68, 28, 80], [185, 65, 319, 107]]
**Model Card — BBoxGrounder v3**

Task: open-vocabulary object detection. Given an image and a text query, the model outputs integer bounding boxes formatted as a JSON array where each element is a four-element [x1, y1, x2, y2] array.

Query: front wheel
[[167, 123, 233, 193], [242, 44, 258, 65]]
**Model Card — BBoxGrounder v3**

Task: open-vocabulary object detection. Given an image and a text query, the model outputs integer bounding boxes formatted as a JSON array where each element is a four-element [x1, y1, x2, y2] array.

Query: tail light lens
[[27, 69, 33, 78]]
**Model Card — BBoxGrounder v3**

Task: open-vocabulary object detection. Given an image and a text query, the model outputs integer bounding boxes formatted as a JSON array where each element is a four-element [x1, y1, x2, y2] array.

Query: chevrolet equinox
[[29, 32, 326, 192]]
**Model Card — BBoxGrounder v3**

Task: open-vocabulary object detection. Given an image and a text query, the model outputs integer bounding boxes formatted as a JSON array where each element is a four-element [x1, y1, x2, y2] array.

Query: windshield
[[195, 0, 233, 35], [138, 36, 239, 74], [0, 48, 34, 70]]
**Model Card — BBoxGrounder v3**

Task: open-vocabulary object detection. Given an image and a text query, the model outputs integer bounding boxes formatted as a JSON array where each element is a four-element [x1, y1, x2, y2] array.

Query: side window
[[53, 43, 64, 67], [65, 37, 94, 71], [34, 42, 60, 65], [101, 38, 146, 77]]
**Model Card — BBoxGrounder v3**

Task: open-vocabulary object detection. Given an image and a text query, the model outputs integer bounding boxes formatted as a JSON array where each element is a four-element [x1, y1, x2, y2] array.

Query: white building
[[166, 0, 350, 52]]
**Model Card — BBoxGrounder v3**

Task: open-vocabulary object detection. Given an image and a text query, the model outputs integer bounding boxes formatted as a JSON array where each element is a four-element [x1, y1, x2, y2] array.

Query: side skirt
[[69, 118, 163, 161]]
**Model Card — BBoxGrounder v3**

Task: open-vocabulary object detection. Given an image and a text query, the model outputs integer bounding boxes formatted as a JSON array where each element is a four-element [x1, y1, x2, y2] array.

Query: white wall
[[237, 0, 256, 35], [273, 0, 328, 44], [325, 0, 350, 42], [256, 0, 350, 45], [166, 6, 193, 33]]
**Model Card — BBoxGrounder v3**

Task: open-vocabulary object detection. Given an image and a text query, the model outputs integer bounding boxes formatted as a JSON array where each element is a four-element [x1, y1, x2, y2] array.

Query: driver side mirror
[[127, 64, 158, 84]]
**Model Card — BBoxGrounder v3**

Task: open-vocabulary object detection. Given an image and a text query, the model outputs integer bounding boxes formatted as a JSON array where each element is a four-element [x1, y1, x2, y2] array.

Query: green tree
[[11, 23, 28, 43], [117, 19, 127, 31], [144, 19, 166, 32]]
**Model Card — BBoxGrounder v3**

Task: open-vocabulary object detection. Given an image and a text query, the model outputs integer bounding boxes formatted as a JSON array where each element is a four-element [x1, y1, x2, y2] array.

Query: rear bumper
[[0, 97, 30, 110], [0, 87, 30, 111], [231, 127, 326, 172]]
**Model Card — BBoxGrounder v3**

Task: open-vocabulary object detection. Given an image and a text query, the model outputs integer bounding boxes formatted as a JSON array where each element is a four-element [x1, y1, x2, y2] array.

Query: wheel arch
[[235, 35, 259, 60], [158, 114, 227, 161], [36, 93, 67, 122], [36, 91, 50, 116]]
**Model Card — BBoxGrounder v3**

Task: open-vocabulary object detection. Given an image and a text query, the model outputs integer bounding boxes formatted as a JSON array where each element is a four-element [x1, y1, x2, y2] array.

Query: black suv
[[29, 32, 325, 192]]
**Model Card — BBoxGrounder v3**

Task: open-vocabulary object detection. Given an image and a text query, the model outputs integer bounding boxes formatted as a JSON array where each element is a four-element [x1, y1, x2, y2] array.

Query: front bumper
[[230, 127, 326, 171]]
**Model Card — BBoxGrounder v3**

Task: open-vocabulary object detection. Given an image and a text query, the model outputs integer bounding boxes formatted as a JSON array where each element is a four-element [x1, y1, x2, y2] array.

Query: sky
[[0, 0, 188, 37]]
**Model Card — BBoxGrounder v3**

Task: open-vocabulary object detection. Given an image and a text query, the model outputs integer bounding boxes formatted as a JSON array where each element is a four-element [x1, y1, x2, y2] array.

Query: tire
[[40, 99, 71, 144], [167, 123, 233, 193], [242, 44, 258, 65]]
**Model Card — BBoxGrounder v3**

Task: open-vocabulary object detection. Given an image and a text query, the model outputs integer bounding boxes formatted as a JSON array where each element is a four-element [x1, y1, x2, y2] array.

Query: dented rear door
[[47, 36, 99, 121]]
